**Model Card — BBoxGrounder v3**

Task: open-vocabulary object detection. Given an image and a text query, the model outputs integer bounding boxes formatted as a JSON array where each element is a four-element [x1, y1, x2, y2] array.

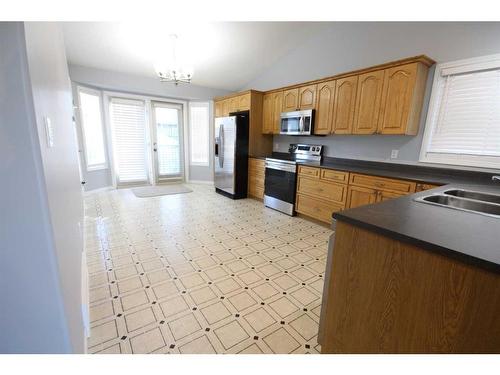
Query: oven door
[[264, 160, 297, 216]]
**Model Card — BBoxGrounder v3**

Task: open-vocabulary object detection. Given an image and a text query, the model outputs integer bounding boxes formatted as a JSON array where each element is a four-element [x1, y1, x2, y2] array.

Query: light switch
[[391, 149, 399, 159], [44, 116, 54, 148]]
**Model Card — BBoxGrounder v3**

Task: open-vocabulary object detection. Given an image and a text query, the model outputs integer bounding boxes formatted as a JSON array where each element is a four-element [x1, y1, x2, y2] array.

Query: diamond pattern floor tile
[[84, 184, 332, 354]]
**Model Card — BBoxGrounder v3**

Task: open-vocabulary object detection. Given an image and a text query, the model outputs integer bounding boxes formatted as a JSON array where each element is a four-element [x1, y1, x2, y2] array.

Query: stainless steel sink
[[443, 189, 500, 205], [415, 194, 500, 218]]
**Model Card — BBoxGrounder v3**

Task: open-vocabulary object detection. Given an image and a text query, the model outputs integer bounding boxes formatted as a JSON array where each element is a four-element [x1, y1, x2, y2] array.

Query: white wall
[[70, 66, 228, 189], [0, 22, 84, 353], [241, 22, 500, 163]]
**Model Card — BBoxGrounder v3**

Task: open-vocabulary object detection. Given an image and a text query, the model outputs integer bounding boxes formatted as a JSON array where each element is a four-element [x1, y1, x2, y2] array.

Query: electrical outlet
[[391, 149, 399, 159], [274, 143, 279, 150]]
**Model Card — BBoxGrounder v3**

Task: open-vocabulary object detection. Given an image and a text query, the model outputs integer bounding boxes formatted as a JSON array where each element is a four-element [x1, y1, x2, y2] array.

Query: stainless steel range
[[264, 144, 323, 216]]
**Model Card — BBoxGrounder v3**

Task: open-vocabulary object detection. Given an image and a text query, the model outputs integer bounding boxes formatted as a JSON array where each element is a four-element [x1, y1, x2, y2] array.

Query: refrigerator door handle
[[219, 124, 224, 168]]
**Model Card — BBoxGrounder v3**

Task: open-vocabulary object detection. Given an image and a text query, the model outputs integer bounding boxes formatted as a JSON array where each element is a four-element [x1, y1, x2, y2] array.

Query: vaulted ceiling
[[61, 22, 328, 91]]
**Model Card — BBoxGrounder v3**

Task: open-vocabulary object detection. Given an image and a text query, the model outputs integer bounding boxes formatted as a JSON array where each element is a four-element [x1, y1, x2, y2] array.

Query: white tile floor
[[84, 184, 332, 354]]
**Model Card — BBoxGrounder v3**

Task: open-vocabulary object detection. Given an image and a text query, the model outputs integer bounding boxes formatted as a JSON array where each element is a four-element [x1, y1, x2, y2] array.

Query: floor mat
[[131, 184, 192, 198]]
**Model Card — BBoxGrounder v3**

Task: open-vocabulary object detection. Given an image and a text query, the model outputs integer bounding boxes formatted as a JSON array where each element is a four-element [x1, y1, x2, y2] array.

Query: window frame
[[188, 101, 210, 167], [77, 86, 108, 171], [419, 53, 500, 169]]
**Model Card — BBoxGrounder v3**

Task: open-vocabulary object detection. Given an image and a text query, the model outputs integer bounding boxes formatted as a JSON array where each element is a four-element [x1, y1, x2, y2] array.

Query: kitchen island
[[318, 183, 500, 353]]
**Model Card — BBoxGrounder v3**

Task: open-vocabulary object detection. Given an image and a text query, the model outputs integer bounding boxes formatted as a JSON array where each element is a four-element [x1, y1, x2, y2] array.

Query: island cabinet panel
[[332, 76, 358, 134], [320, 221, 500, 353], [314, 80, 336, 135], [282, 88, 299, 112], [415, 182, 441, 192], [352, 70, 385, 134], [378, 62, 419, 135]]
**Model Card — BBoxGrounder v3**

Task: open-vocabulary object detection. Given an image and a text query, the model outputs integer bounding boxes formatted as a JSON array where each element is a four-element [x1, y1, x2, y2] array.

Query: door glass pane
[[155, 106, 181, 177]]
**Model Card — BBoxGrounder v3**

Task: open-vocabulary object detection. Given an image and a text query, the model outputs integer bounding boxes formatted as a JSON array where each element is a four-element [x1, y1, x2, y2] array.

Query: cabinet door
[[282, 88, 299, 112], [377, 190, 405, 203], [222, 99, 230, 116], [229, 97, 239, 114], [315, 81, 335, 135], [272, 91, 283, 134], [238, 93, 251, 111], [215, 101, 223, 117], [332, 76, 358, 134], [378, 63, 418, 135], [353, 70, 385, 134], [298, 84, 317, 110], [346, 186, 378, 209], [262, 93, 274, 134]]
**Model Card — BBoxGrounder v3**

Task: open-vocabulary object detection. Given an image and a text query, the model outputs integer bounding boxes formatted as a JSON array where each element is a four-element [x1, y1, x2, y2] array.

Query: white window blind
[[189, 102, 210, 166], [109, 98, 149, 184], [78, 88, 107, 170], [421, 53, 500, 169], [428, 69, 500, 156]]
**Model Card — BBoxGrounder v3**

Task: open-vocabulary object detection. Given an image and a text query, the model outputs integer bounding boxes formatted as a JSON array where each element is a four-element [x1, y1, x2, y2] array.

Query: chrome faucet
[[493, 176, 500, 182]]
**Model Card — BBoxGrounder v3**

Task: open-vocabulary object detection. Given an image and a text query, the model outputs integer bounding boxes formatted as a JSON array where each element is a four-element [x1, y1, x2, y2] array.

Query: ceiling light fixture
[[154, 34, 193, 85]]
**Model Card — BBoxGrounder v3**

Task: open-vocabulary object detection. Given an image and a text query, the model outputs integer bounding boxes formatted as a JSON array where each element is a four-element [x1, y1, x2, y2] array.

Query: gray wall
[[242, 22, 500, 164], [69, 66, 227, 189], [0, 22, 84, 353]]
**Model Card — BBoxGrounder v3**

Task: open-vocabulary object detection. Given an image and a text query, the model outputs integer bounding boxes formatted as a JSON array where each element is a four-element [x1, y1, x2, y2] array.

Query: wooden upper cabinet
[[238, 93, 251, 111], [282, 88, 299, 112], [314, 81, 336, 135], [272, 91, 283, 134], [229, 97, 239, 114], [298, 84, 317, 110], [262, 93, 274, 134], [378, 63, 424, 135], [221, 99, 230, 116], [332, 76, 358, 134], [215, 101, 223, 117], [262, 91, 283, 135], [353, 70, 385, 134]]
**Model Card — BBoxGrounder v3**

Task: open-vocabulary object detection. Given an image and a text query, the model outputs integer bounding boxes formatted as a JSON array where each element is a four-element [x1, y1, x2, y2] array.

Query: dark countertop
[[251, 152, 500, 271], [333, 183, 500, 273]]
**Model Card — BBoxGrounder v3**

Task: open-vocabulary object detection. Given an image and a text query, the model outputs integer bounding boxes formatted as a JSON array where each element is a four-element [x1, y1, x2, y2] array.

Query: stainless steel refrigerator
[[214, 112, 249, 199]]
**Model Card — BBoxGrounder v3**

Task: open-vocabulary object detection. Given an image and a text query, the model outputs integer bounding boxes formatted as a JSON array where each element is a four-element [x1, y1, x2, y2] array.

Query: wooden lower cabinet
[[346, 186, 378, 209], [296, 193, 344, 223], [248, 158, 265, 199]]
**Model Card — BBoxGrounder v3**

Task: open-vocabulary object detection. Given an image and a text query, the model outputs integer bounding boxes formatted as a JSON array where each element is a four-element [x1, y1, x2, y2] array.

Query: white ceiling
[[61, 22, 327, 91]]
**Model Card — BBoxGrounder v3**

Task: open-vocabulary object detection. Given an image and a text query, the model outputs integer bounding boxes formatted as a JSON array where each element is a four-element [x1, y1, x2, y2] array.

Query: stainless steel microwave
[[280, 109, 313, 135]]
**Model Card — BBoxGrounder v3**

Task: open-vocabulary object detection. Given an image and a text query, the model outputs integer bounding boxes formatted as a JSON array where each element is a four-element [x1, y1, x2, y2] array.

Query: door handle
[[219, 124, 224, 168]]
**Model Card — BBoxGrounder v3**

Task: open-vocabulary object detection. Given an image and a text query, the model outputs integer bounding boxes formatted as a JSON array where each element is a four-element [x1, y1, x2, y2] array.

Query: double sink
[[415, 189, 500, 218]]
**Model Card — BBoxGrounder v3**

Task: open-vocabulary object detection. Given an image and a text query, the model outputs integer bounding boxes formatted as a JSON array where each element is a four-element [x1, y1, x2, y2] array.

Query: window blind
[[428, 68, 500, 157], [109, 98, 149, 184], [189, 102, 210, 166]]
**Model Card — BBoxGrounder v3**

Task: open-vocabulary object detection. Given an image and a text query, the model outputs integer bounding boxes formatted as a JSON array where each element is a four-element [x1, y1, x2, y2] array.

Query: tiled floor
[[84, 184, 332, 354]]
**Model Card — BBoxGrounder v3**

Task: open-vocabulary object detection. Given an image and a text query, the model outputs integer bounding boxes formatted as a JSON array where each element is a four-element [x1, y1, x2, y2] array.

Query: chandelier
[[154, 34, 193, 85]]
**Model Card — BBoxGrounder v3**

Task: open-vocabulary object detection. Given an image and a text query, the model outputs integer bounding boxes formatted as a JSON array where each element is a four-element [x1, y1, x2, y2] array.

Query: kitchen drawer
[[298, 165, 320, 179], [296, 193, 344, 224], [349, 173, 416, 193], [320, 169, 349, 184], [297, 176, 347, 204]]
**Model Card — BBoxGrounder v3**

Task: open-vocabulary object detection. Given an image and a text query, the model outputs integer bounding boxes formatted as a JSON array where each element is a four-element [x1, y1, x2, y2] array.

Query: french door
[[109, 97, 185, 187], [151, 102, 184, 182]]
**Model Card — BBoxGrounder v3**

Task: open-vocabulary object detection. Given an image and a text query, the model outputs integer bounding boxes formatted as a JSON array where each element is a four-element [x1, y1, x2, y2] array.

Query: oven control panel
[[288, 143, 323, 160]]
